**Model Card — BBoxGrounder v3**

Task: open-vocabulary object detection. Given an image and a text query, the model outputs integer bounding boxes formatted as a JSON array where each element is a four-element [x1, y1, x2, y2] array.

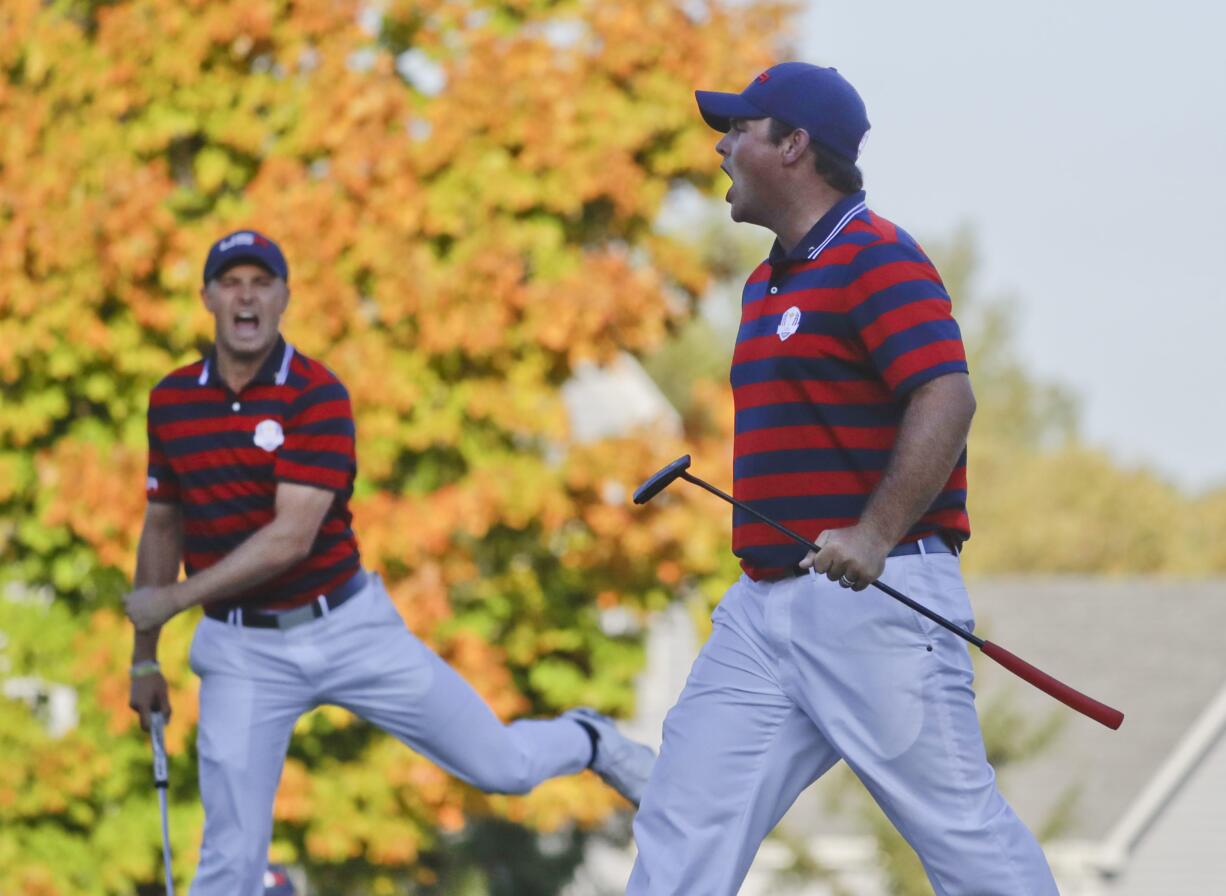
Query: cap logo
[[218, 232, 256, 252], [755, 71, 771, 83]]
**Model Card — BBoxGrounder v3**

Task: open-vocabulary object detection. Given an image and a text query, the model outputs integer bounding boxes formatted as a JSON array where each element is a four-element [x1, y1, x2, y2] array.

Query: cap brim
[[695, 90, 765, 132], [205, 254, 281, 283]]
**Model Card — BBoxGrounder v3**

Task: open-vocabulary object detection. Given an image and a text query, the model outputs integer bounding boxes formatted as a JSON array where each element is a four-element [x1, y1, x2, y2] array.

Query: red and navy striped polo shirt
[[145, 336, 361, 612], [731, 191, 971, 580]]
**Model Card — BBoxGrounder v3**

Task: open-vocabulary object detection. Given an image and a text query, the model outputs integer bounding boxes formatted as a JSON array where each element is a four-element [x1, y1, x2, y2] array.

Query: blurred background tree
[[0, 0, 787, 892]]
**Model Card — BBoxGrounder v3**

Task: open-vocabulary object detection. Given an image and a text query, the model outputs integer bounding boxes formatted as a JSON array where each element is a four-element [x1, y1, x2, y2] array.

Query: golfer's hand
[[129, 671, 171, 732], [124, 585, 180, 631], [800, 524, 891, 592]]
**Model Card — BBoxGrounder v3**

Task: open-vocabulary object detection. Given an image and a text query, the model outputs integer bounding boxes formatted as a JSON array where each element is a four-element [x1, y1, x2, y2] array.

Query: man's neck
[[216, 343, 276, 394], [772, 184, 849, 255]]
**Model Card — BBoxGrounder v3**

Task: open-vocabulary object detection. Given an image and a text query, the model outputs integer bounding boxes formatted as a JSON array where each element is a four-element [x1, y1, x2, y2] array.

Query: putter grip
[[151, 712, 169, 787], [981, 641, 1124, 730]]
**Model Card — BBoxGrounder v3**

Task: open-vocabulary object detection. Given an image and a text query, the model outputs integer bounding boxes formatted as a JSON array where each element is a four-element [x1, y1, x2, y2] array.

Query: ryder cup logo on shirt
[[253, 419, 285, 452], [777, 306, 802, 341]]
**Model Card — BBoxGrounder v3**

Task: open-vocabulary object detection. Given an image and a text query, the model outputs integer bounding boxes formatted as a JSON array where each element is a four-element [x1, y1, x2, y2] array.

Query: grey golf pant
[[187, 574, 590, 896], [629, 552, 1058, 896]]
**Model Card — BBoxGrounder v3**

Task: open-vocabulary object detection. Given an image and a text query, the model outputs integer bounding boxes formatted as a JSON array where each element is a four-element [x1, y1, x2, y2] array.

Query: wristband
[[130, 660, 161, 678]]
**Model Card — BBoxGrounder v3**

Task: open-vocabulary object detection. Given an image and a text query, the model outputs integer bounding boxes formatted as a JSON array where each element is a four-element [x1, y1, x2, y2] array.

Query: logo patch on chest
[[253, 419, 285, 452], [777, 306, 802, 341]]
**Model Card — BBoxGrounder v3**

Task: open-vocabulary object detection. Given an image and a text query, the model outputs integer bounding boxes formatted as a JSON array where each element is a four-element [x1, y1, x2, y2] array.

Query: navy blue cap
[[202, 230, 289, 284], [695, 62, 870, 163]]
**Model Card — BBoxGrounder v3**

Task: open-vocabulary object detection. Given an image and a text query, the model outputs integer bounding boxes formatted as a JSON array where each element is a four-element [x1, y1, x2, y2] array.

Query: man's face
[[201, 263, 289, 362], [715, 117, 781, 226]]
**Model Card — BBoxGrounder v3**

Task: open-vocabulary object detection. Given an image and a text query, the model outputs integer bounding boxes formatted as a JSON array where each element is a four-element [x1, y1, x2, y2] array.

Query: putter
[[634, 455, 1125, 730], [150, 711, 175, 895]]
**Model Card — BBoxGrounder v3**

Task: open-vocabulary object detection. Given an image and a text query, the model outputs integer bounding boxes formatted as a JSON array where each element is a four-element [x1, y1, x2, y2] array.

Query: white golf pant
[[186, 572, 590, 896], [629, 552, 1058, 896]]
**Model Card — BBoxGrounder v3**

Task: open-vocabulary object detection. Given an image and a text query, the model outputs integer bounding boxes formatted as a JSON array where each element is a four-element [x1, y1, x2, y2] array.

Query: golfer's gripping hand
[[129, 670, 171, 732], [800, 524, 890, 592]]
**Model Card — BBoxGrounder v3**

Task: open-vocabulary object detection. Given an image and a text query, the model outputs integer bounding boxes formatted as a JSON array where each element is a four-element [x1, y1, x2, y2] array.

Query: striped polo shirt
[[145, 336, 361, 612], [731, 190, 971, 580]]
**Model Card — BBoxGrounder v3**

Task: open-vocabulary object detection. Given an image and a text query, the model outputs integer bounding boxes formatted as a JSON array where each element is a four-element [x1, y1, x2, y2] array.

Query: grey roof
[[780, 578, 1226, 843], [1102, 683, 1226, 891]]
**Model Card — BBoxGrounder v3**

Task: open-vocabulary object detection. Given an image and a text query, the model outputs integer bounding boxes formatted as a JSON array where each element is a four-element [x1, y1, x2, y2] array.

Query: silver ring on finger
[[838, 574, 857, 588]]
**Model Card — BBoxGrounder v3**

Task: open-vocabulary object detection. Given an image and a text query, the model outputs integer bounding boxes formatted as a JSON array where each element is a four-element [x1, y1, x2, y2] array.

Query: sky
[[792, 0, 1226, 493]]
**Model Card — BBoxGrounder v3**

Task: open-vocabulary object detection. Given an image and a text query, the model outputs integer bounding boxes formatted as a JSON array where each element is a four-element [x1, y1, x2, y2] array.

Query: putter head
[[633, 455, 692, 504]]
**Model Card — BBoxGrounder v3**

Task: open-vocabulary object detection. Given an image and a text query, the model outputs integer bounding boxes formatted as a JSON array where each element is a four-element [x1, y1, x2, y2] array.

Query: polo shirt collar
[[768, 190, 868, 267], [197, 335, 294, 389]]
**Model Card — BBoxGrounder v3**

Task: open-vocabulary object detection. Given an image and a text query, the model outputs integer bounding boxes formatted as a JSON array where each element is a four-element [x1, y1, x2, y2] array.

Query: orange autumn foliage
[[0, 0, 787, 892]]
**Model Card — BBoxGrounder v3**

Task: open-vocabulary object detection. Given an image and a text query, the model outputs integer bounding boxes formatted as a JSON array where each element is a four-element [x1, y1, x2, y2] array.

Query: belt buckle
[[274, 603, 317, 631]]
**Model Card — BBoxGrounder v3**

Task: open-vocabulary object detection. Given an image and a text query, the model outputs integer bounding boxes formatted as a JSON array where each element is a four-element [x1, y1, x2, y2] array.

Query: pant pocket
[[925, 555, 975, 633], [900, 555, 975, 643], [188, 618, 209, 676]]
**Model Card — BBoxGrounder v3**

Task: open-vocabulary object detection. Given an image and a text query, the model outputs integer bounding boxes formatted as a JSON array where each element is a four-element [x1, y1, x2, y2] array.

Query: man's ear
[[781, 128, 813, 166], [200, 284, 214, 312]]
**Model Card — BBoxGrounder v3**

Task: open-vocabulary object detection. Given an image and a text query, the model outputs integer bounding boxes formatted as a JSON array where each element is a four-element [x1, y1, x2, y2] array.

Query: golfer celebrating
[[627, 64, 1058, 895], [124, 230, 654, 895]]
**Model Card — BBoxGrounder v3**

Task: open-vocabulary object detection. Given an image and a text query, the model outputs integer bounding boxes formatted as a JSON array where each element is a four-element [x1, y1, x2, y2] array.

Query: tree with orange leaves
[[0, 0, 786, 892]]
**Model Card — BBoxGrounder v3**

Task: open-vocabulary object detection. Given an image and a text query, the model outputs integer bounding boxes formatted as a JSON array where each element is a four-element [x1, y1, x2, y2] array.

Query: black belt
[[887, 533, 960, 558], [784, 533, 958, 578], [205, 569, 368, 630]]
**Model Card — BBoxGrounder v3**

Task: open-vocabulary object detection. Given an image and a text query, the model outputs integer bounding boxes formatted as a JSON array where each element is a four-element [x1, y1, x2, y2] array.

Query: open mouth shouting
[[233, 310, 261, 337]]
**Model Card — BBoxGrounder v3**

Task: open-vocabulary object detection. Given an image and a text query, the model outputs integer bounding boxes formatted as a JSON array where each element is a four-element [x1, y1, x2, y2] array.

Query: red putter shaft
[[981, 641, 1124, 730]]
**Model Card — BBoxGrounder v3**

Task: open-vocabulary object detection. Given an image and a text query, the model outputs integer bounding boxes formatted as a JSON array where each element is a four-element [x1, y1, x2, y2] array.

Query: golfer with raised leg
[[627, 63, 1059, 895], [124, 230, 654, 896]]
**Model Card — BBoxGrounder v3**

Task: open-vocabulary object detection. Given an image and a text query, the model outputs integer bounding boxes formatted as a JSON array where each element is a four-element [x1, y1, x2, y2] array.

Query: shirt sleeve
[[146, 400, 181, 504], [845, 237, 969, 397], [275, 377, 356, 493]]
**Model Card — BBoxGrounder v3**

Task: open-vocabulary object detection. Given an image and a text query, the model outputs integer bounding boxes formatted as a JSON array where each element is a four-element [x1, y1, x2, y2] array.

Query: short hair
[[767, 118, 863, 194]]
